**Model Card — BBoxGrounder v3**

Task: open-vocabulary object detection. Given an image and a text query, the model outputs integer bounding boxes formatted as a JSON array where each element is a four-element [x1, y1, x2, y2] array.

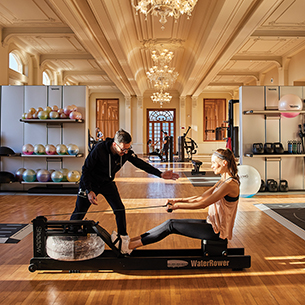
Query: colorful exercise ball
[[37, 169, 51, 182], [38, 110, 49, 120], [49, 111, 59, 119], [67, 144, 79, 155], [51, 170, 63, 182], [278, 94, 303, 118], [25, 112, 33, 119], [56, 144, 67, 155], [23, 169, 36, 182], [69, 111, 82, 120], [67, 170, 81, 182], [44, 106, 52, 113], [15, 168, 26, 182], [45, 144, 56, 155], [238, 165, 261, 198], [22, 144, 34, 155], [59, 168, 69, 182], [34, 144, 45, 155], [64, 105, 74, 116]]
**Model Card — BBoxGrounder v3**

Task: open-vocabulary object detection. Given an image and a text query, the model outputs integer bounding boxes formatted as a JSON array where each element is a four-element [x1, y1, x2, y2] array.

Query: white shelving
[[0, 85, 87, 192], [239, 86, 305, 191]]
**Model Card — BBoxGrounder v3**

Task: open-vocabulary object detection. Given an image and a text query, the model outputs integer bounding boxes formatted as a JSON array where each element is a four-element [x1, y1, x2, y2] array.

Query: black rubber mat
[[264, 203, 305, 231]]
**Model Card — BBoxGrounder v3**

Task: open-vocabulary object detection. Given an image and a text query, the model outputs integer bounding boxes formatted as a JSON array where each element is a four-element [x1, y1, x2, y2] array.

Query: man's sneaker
[[111, 231, 132, 255]]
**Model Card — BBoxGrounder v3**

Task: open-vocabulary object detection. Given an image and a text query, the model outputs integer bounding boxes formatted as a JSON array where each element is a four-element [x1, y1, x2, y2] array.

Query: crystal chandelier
[[151, 89, 172, 107], [146, 49, 178, 91], [131, 0, 198, 30]]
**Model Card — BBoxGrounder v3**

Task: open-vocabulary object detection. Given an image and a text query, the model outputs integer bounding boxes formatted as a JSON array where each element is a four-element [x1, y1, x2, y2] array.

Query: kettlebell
[[266, 179, 278, 192], [259, 179, 266, 192], [274, 142, 285, 154], [264, 143, 274, 154], [279, 180, 289, 192], [252, 143, 264, 154]]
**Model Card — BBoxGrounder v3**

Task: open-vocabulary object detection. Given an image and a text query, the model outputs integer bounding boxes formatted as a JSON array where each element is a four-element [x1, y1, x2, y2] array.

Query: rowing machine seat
[[202, 239, 228, 256]]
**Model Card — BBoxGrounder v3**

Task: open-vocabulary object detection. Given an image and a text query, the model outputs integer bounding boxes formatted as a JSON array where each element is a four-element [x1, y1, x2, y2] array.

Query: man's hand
[[88, 191, 98, 205], [161, 170, 179, 180]]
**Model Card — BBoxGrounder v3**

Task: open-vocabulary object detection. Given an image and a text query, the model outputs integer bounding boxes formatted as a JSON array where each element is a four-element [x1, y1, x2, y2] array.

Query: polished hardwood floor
[[0, 157, 305, 304]]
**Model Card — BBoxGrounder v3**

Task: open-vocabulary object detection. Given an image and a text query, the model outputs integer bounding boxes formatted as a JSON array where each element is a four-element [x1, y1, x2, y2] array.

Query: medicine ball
[[252, 143, 264, 154], [279, 180, 288, 192], [274, 142, 284, 154], [266, 179, 278, 192], [264, 143, 274, 154]]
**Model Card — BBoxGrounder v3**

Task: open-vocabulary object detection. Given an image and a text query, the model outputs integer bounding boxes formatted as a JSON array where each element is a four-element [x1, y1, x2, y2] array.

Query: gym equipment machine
[[29, 216, 251, 273]]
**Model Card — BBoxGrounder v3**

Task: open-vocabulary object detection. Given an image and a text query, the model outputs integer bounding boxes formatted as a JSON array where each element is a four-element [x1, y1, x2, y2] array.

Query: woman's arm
[[168, 180, 237, 211], [169, 183, 218, 205]]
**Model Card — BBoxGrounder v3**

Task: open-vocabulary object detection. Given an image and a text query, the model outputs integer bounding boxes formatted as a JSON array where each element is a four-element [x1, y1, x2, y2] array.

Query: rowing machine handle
[[166, 203, 173, 213]]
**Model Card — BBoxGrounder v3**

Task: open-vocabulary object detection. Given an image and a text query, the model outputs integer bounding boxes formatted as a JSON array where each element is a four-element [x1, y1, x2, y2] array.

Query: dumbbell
[[266, 179, 278, 192], [279, 180, 288, 192], [274, 142, 284, 154], [252, 143, 264, 154], [264, 143, 274, 154], [259, 180, 266, 192]]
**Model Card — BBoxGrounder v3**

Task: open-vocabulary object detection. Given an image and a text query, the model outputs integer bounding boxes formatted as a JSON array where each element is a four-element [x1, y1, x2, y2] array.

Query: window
[[43, 72, 51, 85], [203, 99, 227, 141], [96, 99, 119, 139], [9, 52, 22, 73]]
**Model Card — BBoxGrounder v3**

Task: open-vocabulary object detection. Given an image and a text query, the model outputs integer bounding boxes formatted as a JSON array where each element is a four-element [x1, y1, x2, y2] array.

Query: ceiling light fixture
[[151, 89, 172, 107], [131, 0, 198, 30], [146, 49, 179, 91]]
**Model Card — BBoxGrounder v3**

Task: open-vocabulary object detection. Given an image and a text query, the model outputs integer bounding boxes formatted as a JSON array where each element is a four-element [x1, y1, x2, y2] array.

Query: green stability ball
[[23, 169, 36, 182], [51, 170, 63, 182]]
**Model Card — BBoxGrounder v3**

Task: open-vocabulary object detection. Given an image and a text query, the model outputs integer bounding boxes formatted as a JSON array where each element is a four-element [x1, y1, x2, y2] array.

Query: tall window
[[203, 99, 226, 141], [96, 99, 119, 139], [147, 109, 175, 153], [42, 71, 51, 85], [9, 52, 22, 73]]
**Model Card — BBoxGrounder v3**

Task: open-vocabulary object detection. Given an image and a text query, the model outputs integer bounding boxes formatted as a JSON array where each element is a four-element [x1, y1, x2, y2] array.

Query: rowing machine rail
[[29, 216, 251, 272]]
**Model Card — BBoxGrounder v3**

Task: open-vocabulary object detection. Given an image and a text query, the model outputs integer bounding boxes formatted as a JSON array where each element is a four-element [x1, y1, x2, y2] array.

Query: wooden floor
[[1, 158, 305, 304]]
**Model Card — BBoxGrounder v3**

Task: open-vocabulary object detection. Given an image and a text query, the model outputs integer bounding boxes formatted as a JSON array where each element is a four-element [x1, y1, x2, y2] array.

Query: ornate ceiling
[[1, 0, 305, 97]]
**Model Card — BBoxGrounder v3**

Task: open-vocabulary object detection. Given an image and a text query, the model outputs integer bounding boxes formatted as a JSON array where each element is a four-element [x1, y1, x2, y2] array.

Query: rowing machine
[[28, 216, 251, 272]]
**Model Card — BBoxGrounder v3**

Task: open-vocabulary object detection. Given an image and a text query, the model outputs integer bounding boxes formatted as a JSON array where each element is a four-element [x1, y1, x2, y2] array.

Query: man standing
[[70, 129, 179, 254]]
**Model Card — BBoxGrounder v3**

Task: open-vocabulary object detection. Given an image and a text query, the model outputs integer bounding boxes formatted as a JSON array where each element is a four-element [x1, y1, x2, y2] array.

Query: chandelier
[[151, 89, 172, 107], [146, 49, 178, 91], [131, 0, 198, 30]]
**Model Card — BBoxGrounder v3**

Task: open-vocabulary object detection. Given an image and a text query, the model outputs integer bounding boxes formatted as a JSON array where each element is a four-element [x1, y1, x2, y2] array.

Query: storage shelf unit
[[20, 119, 84, 123], [21, 181, 78, 185], [0, 85, 87, 193], [239, 86, 305, 191], [243, 110, 305, 115], [20, 154, 83, 158], [245, 153, 305, 158]]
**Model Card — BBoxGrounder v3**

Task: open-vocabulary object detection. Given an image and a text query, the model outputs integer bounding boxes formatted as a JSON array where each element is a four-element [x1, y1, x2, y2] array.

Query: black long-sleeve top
[[80, 137, 162, 192]]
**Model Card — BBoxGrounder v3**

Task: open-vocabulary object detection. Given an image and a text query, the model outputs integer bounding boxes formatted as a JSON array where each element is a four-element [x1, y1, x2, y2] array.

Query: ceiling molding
[[40, 53, 95, 66], [2, 26, 74, 46], [231, 55, 282, 67]]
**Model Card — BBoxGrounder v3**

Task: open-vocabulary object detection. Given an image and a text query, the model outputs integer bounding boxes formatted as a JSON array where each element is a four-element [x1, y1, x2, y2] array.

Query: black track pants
[[70, 182, 127, 235], [141, 219, 220, 245]]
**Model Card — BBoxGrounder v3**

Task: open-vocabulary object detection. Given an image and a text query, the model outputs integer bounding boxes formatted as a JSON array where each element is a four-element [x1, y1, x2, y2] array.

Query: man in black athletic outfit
[[70, 129, 179, 254]]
